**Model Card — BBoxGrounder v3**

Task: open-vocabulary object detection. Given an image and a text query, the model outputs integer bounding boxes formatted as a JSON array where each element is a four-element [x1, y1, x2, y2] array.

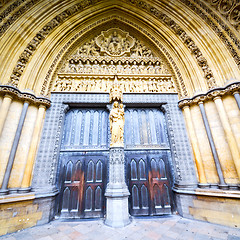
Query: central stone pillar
[[105, 147, 130, 227], [105, 76, 130, 227]]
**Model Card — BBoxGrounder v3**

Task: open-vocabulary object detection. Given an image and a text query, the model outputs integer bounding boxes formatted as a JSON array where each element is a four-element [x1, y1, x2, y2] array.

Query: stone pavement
[[1, 215, 240, 240]]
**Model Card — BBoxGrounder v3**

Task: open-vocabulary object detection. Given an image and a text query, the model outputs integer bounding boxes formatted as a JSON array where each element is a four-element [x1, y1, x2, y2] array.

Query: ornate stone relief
[[42, 16, 183, 97], [63, 59, 167, 75], [3, 0, 240, 91], [53, 28, 176, 94], [8, 0, 102, 87], [72, 28, 153, 59], [205, 0, 240, 29], [125, 0, 217, 89], [53, 75, 176, 93], [95, 28, 135, 56], [180, 0, 240, 70]]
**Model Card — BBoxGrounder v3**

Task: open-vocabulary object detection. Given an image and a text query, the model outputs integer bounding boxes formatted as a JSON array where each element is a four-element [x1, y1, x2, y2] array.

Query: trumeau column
[[0, 94, 13, 137], [20, 105, 46, 192], [182, 105, 208, 187], [214, 96, 240, 180], [105, 78, 130, 227]]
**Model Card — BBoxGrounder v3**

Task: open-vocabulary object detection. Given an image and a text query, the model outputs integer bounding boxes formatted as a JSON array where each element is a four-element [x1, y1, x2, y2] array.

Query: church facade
[[0, 0, 240, 235]]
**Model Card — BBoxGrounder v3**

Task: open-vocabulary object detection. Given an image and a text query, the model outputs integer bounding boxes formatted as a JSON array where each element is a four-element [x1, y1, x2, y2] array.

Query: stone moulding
[[8, 0, 102, 87], [125, 0, 217, 90], [0, 85, 51, 107], [178, 81, 240, 108], [9, 0, 216, 92], [2, 0, 240, 88], [181, 0, 240, 71]]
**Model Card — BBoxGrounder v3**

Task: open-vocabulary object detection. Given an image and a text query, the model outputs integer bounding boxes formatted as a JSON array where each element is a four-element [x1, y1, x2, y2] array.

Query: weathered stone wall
[[175, 191, 240, 228]]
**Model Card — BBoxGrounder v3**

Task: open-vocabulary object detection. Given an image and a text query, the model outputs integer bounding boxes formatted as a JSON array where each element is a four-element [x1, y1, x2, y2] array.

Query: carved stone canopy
[[95, 28, 135, 57]]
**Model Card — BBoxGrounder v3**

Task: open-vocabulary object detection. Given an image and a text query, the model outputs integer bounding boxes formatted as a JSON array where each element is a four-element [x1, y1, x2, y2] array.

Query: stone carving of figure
[[92, 60, 100, 74], [133, 40, 143, 56], [147, 61, 155, 74], [79, 40, 99, 56], [108, 60, 116, 74], [131, 60, 139, 74], [123, 60, 131, 74], [139, 61, 146, 74], [77, 60, 84, 73], [116, 61, 123, 74], [142, 80, 148, 92], [109, 101, 124, 147], [84, 60, 92, 73], [68, 60, 76, 73], [108, 31, 122, 55], [100, 60, 108, 74], [142, 45, 152, 57], [154, 61, 162, 74]]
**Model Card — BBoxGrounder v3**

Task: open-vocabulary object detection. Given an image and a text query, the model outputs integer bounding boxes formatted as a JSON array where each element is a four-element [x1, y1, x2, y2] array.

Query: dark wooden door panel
[[149, 153, 172, 215], [127, 151, 173, 216], [127, 154, 150, 216], [83, 155, 106, 218], [58, 107, 109, 219], [60, 156, 84, 218], [59, 154, 107, 218]]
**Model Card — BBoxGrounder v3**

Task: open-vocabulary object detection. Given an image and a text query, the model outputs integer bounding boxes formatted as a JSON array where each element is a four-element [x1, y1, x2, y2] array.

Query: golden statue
[[109, 101, 125, 147]]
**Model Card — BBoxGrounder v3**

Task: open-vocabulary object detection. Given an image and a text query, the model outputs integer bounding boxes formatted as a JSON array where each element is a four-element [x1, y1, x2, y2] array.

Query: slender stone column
[[105, 147, 130, 227], [0, 101, 29, 195], [0, 94, 13, 137], [214, 96, 240, 180], [182, 106, 208, 186], [233, 92, 240, 110], [20, 105, 46, 192], [198, 102, 228, 189]]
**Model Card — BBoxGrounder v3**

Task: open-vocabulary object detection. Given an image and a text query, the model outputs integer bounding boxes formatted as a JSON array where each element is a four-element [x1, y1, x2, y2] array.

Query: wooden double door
[[57, 107, 173, 218], [126, 151, 172, 216]]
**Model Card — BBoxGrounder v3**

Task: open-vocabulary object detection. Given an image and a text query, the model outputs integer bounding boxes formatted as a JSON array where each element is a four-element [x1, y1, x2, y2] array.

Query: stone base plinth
[[105, 187, 130, 228], [104, 146, 130, 227]]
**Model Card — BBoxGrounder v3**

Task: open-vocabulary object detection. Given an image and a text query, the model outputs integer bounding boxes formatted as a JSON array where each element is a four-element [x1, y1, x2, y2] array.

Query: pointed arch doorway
[[54, 27, 176, 219]]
